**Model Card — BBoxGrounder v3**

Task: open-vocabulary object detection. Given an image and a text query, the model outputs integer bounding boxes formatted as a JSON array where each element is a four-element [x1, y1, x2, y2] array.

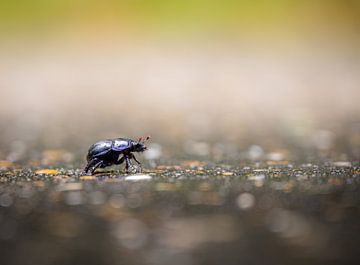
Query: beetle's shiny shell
[[87, 138, 132, 161], [113, 139, 132, 151]]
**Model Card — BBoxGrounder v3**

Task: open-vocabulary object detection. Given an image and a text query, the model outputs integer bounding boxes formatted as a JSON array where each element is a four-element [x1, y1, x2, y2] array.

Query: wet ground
[[0, 156, 359, 265]]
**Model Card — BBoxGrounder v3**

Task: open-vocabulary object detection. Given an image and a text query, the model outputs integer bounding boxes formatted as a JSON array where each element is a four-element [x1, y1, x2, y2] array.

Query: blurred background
[[0, 2, 360, 265], [0, 0, 360, 161]]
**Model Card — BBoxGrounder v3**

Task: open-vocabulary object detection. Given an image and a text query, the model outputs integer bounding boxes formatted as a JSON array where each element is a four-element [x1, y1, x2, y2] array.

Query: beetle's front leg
[[130, 153, 142, 173], [125, 155, 140, 173], [124, 155, 132, 173], [130, 153, 141, 165]]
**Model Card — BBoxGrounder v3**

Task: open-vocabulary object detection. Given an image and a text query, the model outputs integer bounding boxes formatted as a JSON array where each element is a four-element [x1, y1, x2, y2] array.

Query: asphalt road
[[0, 158, 359, 265]]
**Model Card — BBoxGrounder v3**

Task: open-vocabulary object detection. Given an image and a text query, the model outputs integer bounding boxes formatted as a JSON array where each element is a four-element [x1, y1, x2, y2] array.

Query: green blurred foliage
[[0, 0, 359, 36]]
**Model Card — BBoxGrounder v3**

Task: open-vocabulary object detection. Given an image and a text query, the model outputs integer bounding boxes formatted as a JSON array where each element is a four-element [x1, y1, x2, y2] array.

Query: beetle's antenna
[[138, 136, 150, 143]]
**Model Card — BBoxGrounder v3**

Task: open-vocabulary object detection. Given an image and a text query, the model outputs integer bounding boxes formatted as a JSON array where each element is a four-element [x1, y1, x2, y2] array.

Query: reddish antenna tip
[[138, 136, 150, 143]]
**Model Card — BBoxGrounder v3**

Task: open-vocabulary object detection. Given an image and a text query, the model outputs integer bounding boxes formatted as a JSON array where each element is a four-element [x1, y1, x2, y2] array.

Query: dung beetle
[[84, 136, 150, 175]]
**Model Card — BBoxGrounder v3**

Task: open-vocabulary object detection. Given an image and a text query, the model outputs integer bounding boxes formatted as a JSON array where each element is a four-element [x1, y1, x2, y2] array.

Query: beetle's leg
[[114, 155, 125, 174], [84, 158, 104, 175], [124, 155, 132, 173], [130, 153, 141, 165], [115, 155, 125, 165], [84, 158, 99, 174], [89, 160, 104, 175], [128, 153, 142, 173]]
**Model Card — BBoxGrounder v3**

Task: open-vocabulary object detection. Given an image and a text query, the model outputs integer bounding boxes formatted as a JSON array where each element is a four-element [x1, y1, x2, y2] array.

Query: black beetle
[[84, 136, 150, 175]]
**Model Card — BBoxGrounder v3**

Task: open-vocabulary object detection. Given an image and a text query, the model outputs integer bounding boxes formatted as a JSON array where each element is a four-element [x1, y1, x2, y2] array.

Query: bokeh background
[[0, 2, 360, 265], [0, 0, 359, 162]]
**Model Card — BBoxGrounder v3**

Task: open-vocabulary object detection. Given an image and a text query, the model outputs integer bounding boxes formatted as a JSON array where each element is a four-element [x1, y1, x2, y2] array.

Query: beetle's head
[[133, 136, 150, 152]]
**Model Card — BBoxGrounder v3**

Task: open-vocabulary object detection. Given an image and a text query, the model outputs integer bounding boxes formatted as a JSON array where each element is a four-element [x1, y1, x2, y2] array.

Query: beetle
[[84, 136, 150, 175]]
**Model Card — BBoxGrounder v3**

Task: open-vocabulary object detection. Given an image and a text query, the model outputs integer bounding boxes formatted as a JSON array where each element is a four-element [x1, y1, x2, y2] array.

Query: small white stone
[[125, 174, 152, 181]]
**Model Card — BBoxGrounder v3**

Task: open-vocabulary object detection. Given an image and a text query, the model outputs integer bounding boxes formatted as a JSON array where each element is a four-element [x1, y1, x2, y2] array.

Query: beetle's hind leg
[[84, 159, 96, 173], [84, 158, 103, 175]]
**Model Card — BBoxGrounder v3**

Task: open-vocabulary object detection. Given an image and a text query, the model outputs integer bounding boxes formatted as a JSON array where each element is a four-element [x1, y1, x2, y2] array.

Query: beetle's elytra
[[84, 136, 150, 175]]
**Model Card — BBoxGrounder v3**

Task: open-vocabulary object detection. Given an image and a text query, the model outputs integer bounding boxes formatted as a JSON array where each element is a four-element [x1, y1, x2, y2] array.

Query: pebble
[[125, 174, 152, 181]]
